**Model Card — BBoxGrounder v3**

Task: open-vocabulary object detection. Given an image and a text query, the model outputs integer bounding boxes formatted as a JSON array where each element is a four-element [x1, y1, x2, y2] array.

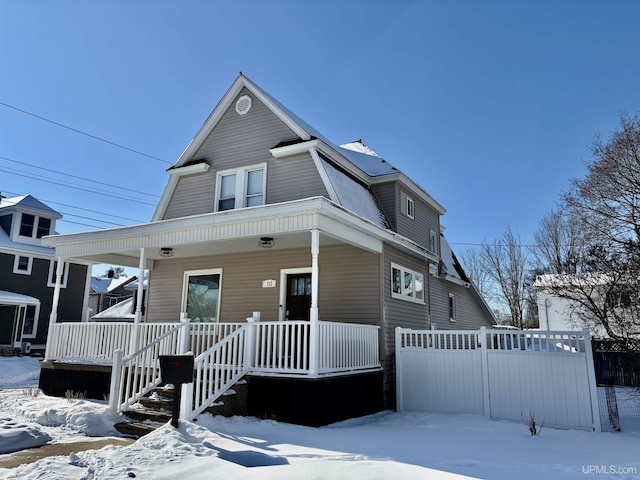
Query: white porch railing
[[251, 321, 311, 375], [45, 322, 181, 362], [318, 321, 380, 373], [109, 319, 190, 414]]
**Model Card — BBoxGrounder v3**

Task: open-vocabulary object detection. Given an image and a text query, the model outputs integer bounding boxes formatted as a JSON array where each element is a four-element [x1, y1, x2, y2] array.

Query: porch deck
[[43, 315, 381, 421]]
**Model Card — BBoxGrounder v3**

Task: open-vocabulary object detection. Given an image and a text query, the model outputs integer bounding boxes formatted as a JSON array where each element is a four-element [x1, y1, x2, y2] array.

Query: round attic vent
[[235, 95, 252, 115]]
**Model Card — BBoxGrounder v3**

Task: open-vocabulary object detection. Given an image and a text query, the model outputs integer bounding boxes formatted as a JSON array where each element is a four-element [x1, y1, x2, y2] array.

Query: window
[[47, 260, 69, 288], [22, 305, 40, 338], [407, 197, 415, 219], [20, 213, 35, 237], [215, 164, 266, 212], [36, 217, 51, 238], [449, 293, 456, 321], [13, 255, 33, 275], [429, 230, 438, 256], [182, 269, 222, 322], [391, 263, 425, 303]]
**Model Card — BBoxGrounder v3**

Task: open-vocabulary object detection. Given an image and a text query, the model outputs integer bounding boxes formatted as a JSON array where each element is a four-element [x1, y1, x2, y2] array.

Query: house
[[88, 274, 138, 318], [535, 274, 608, 337], [0, 194, 90, 354], [91, 275, 147, 322], [39, 74, 495, 426]]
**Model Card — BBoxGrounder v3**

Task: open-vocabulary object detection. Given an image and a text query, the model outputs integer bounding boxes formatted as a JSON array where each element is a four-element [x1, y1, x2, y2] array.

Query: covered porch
[[40, 198, 394, 421]]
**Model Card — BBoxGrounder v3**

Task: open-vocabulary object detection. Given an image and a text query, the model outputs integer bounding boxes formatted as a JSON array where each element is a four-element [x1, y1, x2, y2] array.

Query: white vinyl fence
[[396, 327, 601, 431]]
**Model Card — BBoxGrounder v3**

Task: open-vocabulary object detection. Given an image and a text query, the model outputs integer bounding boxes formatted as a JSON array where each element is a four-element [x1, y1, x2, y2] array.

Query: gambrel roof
[[153, 74, 445, 223]]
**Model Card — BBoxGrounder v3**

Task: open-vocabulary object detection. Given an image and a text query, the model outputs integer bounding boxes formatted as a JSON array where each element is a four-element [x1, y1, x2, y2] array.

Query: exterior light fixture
[[259, 237, 274, 248], [160, 247, 174, 257]]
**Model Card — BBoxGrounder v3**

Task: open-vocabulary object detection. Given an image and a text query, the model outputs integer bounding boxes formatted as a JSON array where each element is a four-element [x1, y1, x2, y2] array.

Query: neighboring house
[[534, 274, 608, 337], [0, 194, 90, 353], [91, 275, 148, 322], [88, 274, 137, 318], [40, 74, 495, 425]]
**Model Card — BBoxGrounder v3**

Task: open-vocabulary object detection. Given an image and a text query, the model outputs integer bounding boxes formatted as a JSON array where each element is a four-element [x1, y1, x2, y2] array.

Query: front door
[[285, 273, 312, 320]]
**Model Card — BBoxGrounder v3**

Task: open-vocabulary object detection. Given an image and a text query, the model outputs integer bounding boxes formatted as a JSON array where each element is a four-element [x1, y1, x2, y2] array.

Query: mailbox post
[[159, 354, 194, 428]]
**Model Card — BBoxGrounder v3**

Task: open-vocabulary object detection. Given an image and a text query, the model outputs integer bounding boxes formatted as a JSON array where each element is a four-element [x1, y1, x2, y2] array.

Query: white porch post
[[130, 247, 146, 354], [309, 229, 320, 375], [44, 256, 65, 361]]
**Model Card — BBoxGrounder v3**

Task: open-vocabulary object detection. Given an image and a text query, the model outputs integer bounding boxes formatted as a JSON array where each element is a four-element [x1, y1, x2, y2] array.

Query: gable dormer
[[0, 195, 62, 247]]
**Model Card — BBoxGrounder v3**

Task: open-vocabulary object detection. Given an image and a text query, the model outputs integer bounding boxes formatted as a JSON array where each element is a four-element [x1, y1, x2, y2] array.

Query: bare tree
[[459, 246, 492, 299], [531, 208, 587, 275], [481, 226, 530, 329], [548, 113, 640, 351]]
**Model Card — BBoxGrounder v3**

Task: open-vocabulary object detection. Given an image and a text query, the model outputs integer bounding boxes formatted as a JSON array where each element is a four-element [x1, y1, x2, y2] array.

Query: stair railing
[[181, 315, 257, 420], [109, 317, 190, 415]]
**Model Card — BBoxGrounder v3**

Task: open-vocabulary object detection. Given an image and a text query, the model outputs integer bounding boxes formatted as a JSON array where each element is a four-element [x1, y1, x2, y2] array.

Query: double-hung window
[[215, 164, 266, 212], [13, 255, 33, 275], [47, 260, 69, 288], [391, 263, 425, 303]]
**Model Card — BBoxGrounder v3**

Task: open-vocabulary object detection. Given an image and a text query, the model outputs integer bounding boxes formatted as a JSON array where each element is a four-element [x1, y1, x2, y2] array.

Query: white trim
[[214, 163, 267, 212], [391, 262, 425, 304], [449, 293, 457, 322], [309, 147, 339, 203], [168, 162, 210, 177], [235, 94, 252, 115], [407, 197, 415, 220], [47, 260, 69, 288], [13, 254, 33, 275], [429, 230, 438, 256], [20, 303, 41, 339], [279, 267, 312, 321], [181, 268, 223, 322]]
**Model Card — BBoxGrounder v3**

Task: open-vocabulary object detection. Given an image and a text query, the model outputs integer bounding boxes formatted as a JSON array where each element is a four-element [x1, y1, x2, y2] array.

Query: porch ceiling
[[41, 198, 388, 268]]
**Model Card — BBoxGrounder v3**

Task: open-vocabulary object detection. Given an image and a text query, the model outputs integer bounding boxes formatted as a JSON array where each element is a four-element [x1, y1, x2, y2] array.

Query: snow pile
[[0, 418, 50, 454], [0, 357, 40, 390], [1, 357, 640, 480]]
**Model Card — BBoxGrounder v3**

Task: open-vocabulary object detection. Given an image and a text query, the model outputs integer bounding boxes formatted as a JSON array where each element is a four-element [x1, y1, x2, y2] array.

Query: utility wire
[[0, 168, 157, 206], [0, 101, 172, 165], [1, 190, 147, 223], [0, 155, 160, 198]]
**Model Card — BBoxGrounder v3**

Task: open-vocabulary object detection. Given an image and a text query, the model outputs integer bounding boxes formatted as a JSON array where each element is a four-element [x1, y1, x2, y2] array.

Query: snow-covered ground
[[1, 357, 639, 479]]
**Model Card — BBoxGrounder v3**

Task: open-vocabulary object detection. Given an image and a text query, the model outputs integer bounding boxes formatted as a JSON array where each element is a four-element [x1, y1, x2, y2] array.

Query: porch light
[[160, 247, 174, 257], [259, 237, 274, 248]]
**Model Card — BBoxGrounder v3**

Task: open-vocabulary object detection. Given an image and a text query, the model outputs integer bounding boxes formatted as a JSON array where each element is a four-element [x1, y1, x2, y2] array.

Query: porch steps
[[114, 381, 248, 438]]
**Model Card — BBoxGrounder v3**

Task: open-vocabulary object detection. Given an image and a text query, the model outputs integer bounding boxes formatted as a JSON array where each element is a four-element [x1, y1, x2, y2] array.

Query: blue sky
[[1, 1, 639, 256]]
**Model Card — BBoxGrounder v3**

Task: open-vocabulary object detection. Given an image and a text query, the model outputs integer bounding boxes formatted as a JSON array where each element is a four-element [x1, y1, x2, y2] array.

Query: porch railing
[[318, 321, 380, 373], [251, 321, 311, 375]]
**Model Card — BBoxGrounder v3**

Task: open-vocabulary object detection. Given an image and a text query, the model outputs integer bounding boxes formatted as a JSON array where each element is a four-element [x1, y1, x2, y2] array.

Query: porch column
[[309, 229, 320, 375], [130, 247, 146, 354], [44, 256, 65, 360]]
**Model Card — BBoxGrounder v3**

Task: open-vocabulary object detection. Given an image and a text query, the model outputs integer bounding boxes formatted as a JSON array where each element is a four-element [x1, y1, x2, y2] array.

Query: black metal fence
[[592, 339, 640, 387]]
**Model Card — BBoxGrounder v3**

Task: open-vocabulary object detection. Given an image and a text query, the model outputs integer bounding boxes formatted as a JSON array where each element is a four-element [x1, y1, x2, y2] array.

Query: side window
[[391, 263, 425, 303], [406, 197, 415, 219], [449, 293, 456, 321], [13, 255, 33, 275], [37, 217, 51, 238], [429, 230, 439, 256]]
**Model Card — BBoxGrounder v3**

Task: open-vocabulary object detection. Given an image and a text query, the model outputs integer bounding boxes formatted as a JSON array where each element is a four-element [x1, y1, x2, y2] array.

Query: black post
[[171, 385, 181, 428]]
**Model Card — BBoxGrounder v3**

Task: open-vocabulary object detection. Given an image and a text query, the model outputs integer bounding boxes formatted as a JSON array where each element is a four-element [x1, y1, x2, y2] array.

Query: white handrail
[[318, 321, 380, 373], [109, 320, 188, 414]]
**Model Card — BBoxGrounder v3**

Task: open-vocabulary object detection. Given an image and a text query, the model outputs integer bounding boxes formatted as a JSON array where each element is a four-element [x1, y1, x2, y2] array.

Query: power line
[[0, 101, 172, 165], [0, 155, 160, 198], [0, 168, 157, 206], [1, 190, 147, 223]]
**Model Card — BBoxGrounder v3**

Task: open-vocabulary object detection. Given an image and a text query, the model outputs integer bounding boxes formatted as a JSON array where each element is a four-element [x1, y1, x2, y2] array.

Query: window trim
[[214, 163, 267, 212], [429, 230, 439, 256], [391, 262, 425, 304], [13, 255, 33, 275], [47, 260, 69, 288], [406, 197, 415, 220], [181, 268, 223, 323], [449, 293, 457, 322], [21, 304, 41, 339]]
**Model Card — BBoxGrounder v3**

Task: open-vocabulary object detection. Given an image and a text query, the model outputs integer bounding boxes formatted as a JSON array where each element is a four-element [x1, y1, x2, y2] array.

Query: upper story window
[[13, 255, 33, 275], [406, 197, 415, 219], [449, 293, 456, 321], [429, 230, 438, 256], [391, 263, 425, 304], [18, 213, 52, 240], [215, 164, 266, 212]]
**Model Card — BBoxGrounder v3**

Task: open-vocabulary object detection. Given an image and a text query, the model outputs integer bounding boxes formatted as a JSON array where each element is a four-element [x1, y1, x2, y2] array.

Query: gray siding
[[381, 245, 430, 406], [372, 182, 396, 231], [146, 245, 381, 326], [396, 189, 440, 252], [429, 276, 494, 330], [163, 88, 328, 220]]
